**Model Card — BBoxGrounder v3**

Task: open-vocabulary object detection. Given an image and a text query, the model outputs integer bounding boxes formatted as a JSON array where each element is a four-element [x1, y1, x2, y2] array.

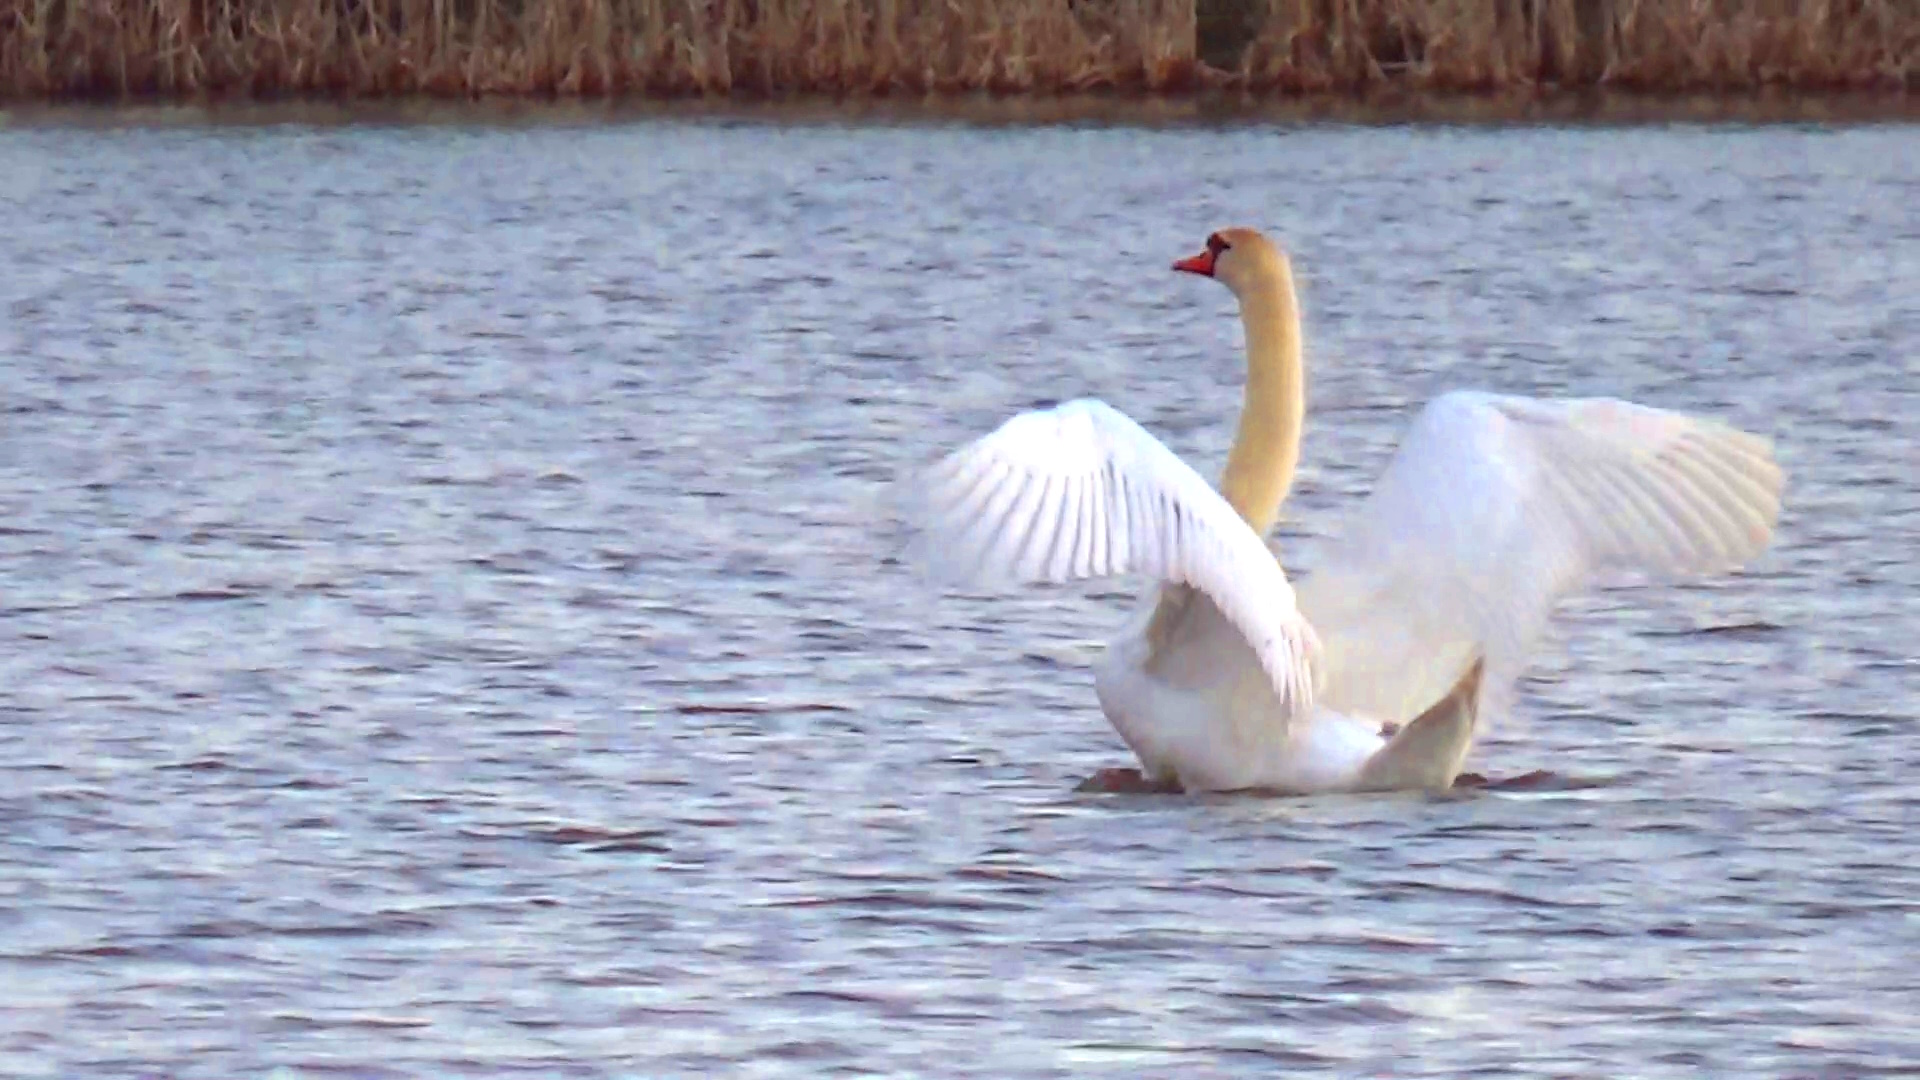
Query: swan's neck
[[1218, 270, 1305, 537], [1137, 264, 1306, 668]]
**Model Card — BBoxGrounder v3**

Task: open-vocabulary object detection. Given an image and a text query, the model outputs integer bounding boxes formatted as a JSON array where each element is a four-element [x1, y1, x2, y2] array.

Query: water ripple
[[0, 116, 1914, 1078]]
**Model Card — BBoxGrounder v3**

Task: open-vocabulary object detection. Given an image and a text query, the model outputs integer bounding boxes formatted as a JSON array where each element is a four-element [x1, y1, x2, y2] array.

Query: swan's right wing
[[1296, 390, 1785, 728], [902, 398, 1320, 718]]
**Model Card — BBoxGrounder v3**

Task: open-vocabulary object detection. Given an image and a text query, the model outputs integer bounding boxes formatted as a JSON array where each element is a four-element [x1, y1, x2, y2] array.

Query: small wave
[[522, 824, 671, 854]]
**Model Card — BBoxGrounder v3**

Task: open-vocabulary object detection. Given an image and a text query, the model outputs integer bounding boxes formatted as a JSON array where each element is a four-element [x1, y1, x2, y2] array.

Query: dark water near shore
[[1, 112, 1917, 1077]]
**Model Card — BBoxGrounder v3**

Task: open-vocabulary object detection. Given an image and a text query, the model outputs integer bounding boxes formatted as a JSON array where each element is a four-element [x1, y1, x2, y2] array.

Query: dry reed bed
[[1246, 0, 1918, 92], [0, 0, 1911, 97], [0, 0, 1199, 95]]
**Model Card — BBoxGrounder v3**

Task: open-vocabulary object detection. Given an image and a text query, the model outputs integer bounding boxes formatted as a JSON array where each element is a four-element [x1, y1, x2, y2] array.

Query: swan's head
[[1172, 227, 1290, 300]]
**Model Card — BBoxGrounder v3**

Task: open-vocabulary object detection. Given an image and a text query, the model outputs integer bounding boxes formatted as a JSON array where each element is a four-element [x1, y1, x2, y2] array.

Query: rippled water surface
[[2, 113, 1917, 1077]]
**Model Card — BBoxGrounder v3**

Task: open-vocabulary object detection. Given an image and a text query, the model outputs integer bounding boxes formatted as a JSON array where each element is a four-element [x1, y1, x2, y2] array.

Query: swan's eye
[[1206, 233, 1230, 255]]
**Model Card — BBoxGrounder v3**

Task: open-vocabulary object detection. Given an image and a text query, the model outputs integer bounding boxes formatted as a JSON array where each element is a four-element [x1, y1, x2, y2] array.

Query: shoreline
[[4, 0, 1912, 127], [3, 88, 1917, 130]]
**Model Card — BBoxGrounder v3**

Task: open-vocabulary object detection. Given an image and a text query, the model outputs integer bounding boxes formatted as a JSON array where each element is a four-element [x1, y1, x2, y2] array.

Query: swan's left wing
[[902, 398, 1320, 719], [1296, 390, 1784, 728]]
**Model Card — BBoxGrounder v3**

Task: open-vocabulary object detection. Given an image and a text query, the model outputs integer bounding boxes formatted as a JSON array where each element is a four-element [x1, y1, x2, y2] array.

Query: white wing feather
[[904, 398, 1320, 718], [1296, 390, 1785, 727]]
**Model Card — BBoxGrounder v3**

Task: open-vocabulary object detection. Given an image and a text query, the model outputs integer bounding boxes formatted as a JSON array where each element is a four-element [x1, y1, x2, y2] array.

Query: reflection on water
[[0, 113, 1916, 1077]]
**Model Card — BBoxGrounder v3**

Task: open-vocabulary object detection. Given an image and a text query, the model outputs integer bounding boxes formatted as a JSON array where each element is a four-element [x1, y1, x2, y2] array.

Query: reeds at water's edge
[[0, 0, 1912, 98]]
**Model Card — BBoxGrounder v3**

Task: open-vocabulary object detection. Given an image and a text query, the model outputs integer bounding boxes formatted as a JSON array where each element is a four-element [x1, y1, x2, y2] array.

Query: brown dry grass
[[0, 0, 1199, 96], [0, 0, 1911, 98], [1242, 0, 1919, 92]]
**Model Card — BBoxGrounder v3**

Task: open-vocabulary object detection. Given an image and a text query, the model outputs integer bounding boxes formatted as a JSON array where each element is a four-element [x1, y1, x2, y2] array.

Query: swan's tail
[[1349, 656, 1484, 794]]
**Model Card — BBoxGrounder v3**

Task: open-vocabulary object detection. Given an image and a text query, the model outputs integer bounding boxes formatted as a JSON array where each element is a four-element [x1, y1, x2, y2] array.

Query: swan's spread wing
[[1296, 390, 1784, 726], [906, 398, 1319, 717]]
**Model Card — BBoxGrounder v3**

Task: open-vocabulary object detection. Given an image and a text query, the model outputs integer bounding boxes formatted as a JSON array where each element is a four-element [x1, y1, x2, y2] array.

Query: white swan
[[904, 226, 1786, 795]]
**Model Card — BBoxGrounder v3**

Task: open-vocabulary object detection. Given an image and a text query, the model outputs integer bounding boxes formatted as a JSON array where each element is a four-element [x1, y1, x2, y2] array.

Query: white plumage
[[898, 226, 1784, 795], [908, 398, 1321, 721], [1295, 390, 1785, 729]]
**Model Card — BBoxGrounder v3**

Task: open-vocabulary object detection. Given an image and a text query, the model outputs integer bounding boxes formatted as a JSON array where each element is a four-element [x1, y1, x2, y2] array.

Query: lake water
[[1, 109, 1916, 1077]]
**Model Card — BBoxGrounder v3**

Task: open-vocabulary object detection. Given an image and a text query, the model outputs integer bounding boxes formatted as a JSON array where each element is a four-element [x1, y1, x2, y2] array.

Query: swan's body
[[906, 227, 1785, 795]]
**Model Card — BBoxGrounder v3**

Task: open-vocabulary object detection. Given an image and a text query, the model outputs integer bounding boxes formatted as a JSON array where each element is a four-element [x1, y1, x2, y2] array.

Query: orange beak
[[1172, 249, 1216, 276]]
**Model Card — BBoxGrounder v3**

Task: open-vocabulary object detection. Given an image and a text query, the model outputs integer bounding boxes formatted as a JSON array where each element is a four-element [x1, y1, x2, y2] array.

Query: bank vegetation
[[0, 0, 1911, 98]]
